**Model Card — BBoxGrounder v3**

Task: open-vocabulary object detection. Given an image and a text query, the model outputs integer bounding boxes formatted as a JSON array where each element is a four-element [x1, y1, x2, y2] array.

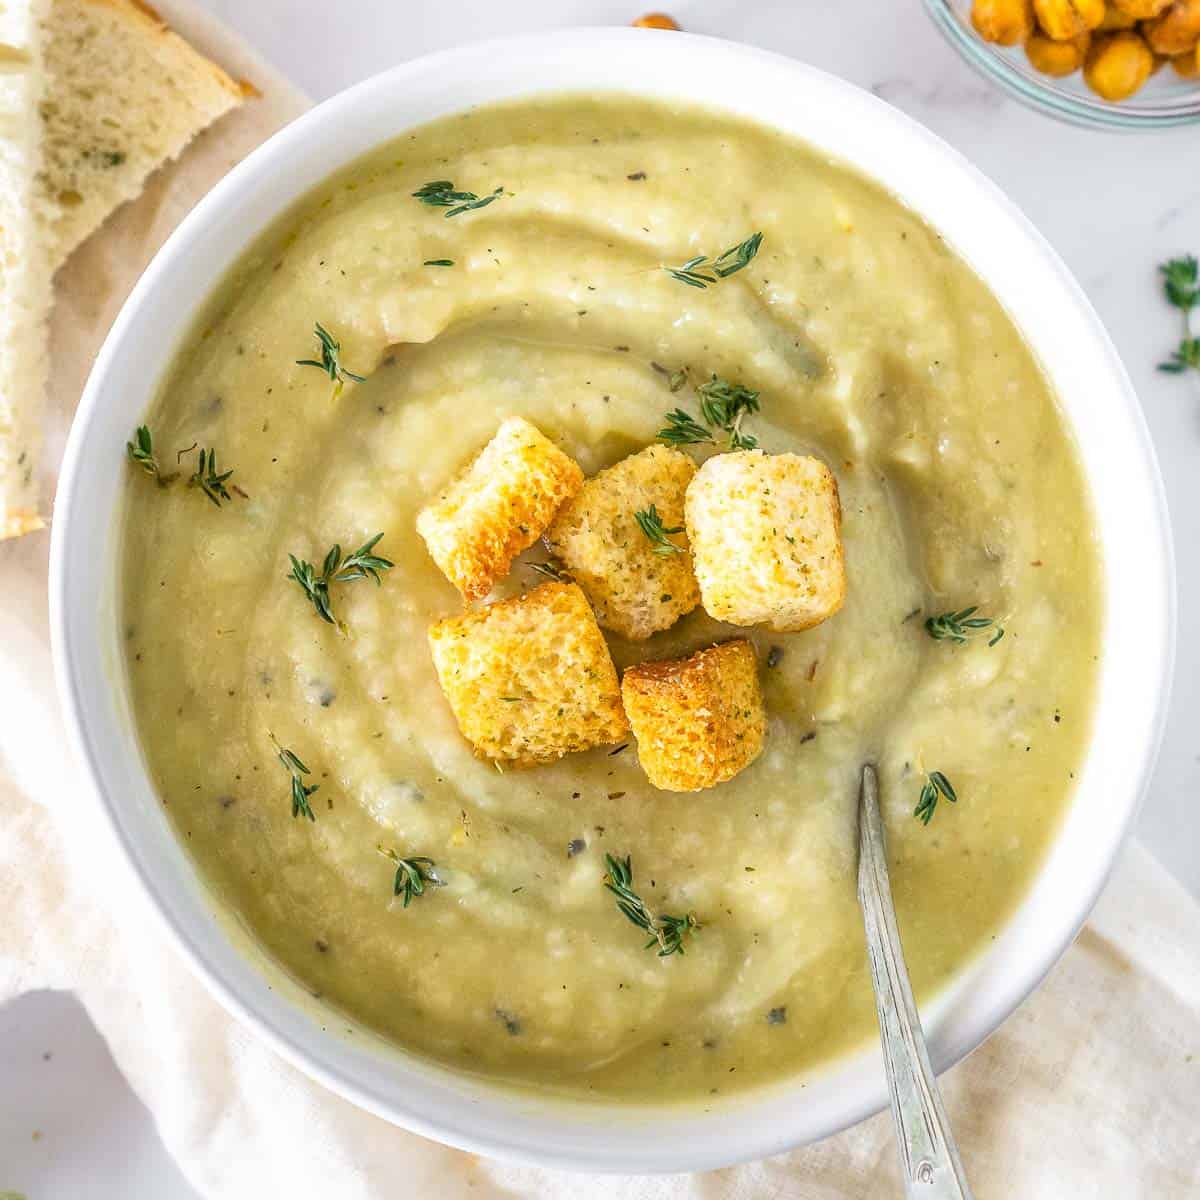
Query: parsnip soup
[[120, 95, 1101, 1103]]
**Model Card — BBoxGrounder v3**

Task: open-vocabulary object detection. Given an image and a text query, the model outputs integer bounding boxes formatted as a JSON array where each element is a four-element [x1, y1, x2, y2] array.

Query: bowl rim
[[48, 27, 1176, 1173]]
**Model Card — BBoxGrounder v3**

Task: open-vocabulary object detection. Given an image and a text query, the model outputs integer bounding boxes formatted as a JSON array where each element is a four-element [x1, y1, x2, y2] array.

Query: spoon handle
[[857, 764, 975, 1200]]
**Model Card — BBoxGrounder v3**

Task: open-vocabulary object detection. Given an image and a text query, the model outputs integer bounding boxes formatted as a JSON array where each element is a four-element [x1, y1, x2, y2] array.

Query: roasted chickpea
[[632, 12, 680, 29], [971, 0, 1035, 44], [1026, 29, 1092, 69], [1084, 30, 1156, 95], [1111, 0, 1170, 16], [1143, 0, 1200, 55], [1034, 0, 1106, 38], [1098, 4, 1139, 29], [1171, 44, 1200, 71]]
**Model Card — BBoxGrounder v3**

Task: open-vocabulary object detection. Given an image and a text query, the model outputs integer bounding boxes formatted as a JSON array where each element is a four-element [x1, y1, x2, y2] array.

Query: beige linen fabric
[[1, 6, 1198, 1196]]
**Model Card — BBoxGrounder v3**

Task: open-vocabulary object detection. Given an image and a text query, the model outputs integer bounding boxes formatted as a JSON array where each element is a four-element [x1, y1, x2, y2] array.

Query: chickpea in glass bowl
[[926, 0, 1200, 126]]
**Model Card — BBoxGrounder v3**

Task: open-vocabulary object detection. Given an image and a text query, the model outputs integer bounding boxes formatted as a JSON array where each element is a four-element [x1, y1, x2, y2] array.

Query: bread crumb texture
[[417, 416, 583, 602], [685, 449, 846, 632], [37, 0, 244, 269], [622, 639, 766, 792], [545, 444, 699, 640], [428, 580, 627, 764]]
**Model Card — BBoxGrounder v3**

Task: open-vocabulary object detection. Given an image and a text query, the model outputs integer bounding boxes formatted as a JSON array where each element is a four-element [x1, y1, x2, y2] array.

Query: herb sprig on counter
[[634, 504, 685, 556], [287, 533, 394, 627], [914, 770, 957, 826], [126, 425, 175, 486], [603, 853, 698, 957], [378, 846, 445, 907], [664, 231, 762, 289], [296, 322, 366, 398], [412, 179, 506, 218], [272, 736, 318, 821], [656, 374, 762, 451], [925, 606, 1005, 647], [1158, 256, 1200, 375]]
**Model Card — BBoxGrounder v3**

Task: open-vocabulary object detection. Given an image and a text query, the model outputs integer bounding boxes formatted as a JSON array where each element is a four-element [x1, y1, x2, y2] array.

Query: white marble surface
[[4, 1, 1198, 1194]]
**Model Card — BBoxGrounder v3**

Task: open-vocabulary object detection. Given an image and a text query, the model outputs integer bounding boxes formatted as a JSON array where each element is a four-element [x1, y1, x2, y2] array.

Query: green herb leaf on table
[[1160, 338, 1200, 375], [603, 852, 699, 957], [287, 533, 394, 628], [914, 770, 957, 826], [412, 179, 506, 218], [296, 322, 367, 398], [664, 232, 763, 289], [924, 606, 1005, 647], [634, 504, 685, 556], [187, 447, 235, 508], [1158, 256, 1200, 376], [378, 846, 444, 907], [271, 735, 318, 821]]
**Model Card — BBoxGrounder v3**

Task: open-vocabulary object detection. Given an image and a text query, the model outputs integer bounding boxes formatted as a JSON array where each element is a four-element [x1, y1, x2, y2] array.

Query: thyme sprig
[[664, 232, 763, 289], [656, 374, 762, 450], [528, 558, 571, 582], [1158, 256, 1200, 375], [188, 447, 234, 507], [914, 770, 957, 826], [925, 606, 1005, 647], [412, 179, 506, 218], [126, 425, 175, 485], [271, 735, 317, 821], [603, 853, 698, 957], [634, 504, 685, 556], [288, 533, 394, 627], [296, 322, 366, 397], [377, 846, 444, 907], [657, 407, 714, 446]]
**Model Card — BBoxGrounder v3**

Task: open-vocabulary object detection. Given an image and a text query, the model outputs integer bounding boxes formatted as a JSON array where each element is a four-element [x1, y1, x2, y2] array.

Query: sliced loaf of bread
[[0, 0, 52, 539]]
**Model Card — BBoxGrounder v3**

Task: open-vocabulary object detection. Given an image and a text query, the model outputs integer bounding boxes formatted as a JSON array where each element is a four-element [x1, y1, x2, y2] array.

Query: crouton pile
[[418, 418, 846, 792]]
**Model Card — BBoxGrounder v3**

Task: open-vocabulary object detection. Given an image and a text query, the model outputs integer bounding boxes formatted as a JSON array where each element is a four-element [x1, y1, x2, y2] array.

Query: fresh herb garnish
[[657, 407, 715, 446], [634, 504, 685, 556], [377, 846, 444, 907], [914, 770, 957, 826], [664, 231, 763, 289], [697, 375, 761, 450], [412, 179, 506, 218], [188, 447, 234, 507], [1158, 256, 1200, 375], [271, 735, 317, 821], [528, 558, 571, 582], [296, 322, 366, 397], [650, 362, 689, 392], [287, 533, 394, 626], [603, 853, 698, 957], [423, 259, 454, 267], [126, 425, 175, 485], [925, 606, 1005, 647]]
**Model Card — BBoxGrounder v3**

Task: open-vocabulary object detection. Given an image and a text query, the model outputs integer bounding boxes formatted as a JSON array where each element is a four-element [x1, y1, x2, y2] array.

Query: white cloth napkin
[[2, 5, 1199, 1196]]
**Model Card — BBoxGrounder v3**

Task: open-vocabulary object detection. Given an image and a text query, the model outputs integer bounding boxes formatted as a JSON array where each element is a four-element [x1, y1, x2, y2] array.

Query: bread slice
[[621, 639, 766, 792], [36, 0, 244, 270], [545, 445, 700, 640], [0, 0, 53, 539], [428, 580, 627, 765]]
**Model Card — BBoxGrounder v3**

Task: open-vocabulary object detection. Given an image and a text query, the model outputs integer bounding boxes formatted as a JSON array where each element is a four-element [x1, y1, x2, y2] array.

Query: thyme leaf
[[657, 407, 714, 446], [697, 375, 760, 450], [925, 606, 1005, 647], [634, 503, 685, 556], [527, 558, 571, 582], [603, 853, 698, 957], [288, 533, 394, 626], [664, 232, 762, 289], [423, 258, 455, 267], [188, 447, 234, 508], [412, 179, 506, 218], [271, 735, 317, 821], [296, 322, 366, 397], [914, 770, 957, 826], [1160, 338, 1200, 375], [1158, 256, 1200, 375], [126, 425, 176, 485], [378, 846, 444, 907]]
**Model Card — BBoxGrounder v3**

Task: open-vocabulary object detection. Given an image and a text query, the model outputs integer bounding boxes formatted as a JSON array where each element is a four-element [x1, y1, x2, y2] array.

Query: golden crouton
[[684, 450, 846, 633], [417, 417, 583, 602], [622, 640, 766, 792], [428, 581, 627, 764], [544, 445, 700, 640]]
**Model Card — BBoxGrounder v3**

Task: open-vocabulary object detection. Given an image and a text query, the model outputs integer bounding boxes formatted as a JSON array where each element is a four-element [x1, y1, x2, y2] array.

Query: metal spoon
[[857, 764, 975, 1200]]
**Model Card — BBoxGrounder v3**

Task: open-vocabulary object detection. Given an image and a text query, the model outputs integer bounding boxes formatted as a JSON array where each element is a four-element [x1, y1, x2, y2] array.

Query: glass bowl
[[925, 0, 1200, 129]]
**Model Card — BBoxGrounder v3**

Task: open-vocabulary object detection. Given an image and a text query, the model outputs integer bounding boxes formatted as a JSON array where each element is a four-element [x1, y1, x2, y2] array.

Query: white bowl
[[49, 28, 1174, 1174]]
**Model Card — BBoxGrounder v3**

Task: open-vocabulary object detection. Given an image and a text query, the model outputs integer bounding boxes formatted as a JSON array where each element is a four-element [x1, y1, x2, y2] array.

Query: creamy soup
[[121, 95, 1102, 1103]]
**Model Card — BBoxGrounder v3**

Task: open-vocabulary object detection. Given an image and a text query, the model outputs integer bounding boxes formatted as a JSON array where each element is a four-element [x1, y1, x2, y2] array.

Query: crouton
[[544, 445, 700, 640], [622, 640, 765, 791], [685, 450, 846, 632], [417, 417, 583, 602], [428, 580, 627, 764]]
